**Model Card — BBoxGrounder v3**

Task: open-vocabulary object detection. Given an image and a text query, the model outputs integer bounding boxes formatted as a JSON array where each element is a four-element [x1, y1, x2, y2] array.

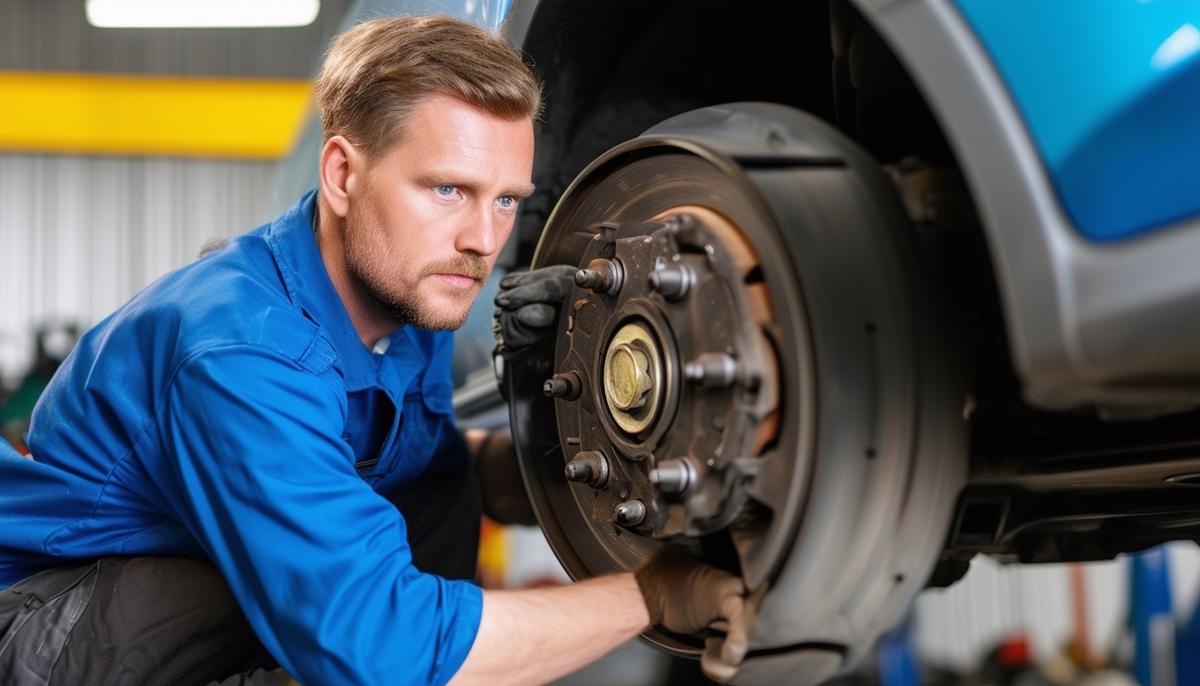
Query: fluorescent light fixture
[[86, 0, 320, 28]]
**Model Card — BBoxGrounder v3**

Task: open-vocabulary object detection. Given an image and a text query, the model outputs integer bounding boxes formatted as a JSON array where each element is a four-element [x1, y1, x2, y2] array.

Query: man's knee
[[0, 557, 273, 686]]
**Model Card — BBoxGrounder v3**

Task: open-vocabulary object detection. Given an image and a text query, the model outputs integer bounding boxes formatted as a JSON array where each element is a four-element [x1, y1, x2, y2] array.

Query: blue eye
[[435, 184, 455, 197], [497, 196, 516, 209]]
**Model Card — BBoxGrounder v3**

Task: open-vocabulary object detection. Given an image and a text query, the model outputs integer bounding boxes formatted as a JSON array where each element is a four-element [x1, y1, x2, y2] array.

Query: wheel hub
[[547, 210, 780, 541]]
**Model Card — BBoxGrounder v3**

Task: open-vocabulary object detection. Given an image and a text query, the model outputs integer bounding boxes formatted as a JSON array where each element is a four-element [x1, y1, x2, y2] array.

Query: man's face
[[344, 93, 535, 331]]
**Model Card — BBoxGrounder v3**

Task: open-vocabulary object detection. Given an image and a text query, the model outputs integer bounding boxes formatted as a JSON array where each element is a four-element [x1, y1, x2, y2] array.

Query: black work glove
[[635, 546, 750, 682], [492, 265, 578, 357]]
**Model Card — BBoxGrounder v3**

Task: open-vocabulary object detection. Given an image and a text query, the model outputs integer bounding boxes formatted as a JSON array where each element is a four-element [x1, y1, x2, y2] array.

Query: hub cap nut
[[605, 343, 653, 411]]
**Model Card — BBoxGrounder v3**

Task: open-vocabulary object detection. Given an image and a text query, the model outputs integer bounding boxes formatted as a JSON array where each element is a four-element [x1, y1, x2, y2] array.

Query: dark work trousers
[[0, 467, 482, 686]]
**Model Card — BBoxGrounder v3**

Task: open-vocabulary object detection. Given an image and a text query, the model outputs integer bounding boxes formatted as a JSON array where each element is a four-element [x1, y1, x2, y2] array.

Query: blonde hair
[[315, 15, 542, 158]]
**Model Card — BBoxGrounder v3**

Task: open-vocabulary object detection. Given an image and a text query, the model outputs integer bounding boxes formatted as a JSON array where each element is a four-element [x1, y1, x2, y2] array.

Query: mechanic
[[0, 15, 746, 686]]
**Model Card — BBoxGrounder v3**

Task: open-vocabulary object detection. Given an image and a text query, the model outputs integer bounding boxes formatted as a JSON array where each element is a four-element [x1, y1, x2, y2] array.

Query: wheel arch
[[503, 0, 1013, 388], [505, 0, 839, 264]]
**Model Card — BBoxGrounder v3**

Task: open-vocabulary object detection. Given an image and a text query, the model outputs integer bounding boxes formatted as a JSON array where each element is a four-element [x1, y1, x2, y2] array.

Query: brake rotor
[[509, 103, 968, 686], [506, 122, 822, 657]]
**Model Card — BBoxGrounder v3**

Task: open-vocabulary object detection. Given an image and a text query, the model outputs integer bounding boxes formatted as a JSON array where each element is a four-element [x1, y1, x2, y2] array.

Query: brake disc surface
[[506, 130, 825, 659]]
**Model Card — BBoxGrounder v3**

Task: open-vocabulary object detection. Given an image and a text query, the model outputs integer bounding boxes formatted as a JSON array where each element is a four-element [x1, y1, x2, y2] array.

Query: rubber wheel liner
[[507, 103, 968, 684]]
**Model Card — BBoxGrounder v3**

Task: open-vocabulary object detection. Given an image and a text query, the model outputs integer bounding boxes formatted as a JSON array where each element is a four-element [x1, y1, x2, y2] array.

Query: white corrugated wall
[[913, 542, 1200, 670], [0, 0, 352, 383], [0, 154, 279, 382]]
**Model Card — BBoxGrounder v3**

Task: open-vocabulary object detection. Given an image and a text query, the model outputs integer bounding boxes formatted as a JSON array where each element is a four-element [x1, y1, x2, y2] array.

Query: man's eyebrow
[[415, 174, 535, 198], [507, 183, 537, 198]]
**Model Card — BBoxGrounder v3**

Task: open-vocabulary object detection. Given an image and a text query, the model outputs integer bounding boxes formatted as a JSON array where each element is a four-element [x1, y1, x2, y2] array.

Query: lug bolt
[[565, 450, 609, 488], [574, 269, 604, 290], [684, 352, 738, 389], [544, 371, 582, 400], [575, 258, 624, 296], [647, 264, 694, 301], [614, 499, 647, 527], [564, 460, 592, 482], [648, 458, 695, 495]]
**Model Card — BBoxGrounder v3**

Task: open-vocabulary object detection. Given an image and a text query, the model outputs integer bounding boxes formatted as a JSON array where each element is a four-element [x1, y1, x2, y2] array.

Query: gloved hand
[[634, 546, 750, 682], [492, 265, 578, 356], [470, 430, 537, 526]]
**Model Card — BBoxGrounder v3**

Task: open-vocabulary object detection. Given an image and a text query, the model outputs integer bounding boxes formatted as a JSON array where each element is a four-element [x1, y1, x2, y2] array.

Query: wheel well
[[513, 0, 957, 262], [512, 0, 1013, 460]]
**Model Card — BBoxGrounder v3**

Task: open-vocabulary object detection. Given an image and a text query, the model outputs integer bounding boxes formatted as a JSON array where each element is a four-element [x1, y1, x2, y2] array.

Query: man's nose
[[455, 201, 498, 256]]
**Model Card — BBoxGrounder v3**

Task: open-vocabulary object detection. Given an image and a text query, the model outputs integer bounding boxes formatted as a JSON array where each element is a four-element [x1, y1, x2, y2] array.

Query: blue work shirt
[[0, 190, 482, 685]]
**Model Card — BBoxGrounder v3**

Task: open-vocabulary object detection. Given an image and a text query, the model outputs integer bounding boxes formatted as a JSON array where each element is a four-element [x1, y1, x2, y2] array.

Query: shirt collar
[[266, 189, 384, 391]]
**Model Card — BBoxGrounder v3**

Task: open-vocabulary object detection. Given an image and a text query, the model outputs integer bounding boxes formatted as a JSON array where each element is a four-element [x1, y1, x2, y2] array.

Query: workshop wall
[[914, 542, 1200, 671], [0, 155, 276, 380], [0, 0, 352, 383]]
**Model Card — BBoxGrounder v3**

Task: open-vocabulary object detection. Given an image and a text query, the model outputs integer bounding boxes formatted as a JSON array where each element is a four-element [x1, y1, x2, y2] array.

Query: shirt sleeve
[[151, 345, 482, 686]]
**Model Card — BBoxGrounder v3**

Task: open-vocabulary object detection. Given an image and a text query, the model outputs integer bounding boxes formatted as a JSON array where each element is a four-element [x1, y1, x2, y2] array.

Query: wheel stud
[[564, 460, 591, 482], [613, 499, 647, 527], [575, 258, 624, 295], [648, 458, 694, 494], [565, 450, 609, 488], [647, 264, 694, 301], [544, 371, 582, 400], [684, 352, 738, 389]]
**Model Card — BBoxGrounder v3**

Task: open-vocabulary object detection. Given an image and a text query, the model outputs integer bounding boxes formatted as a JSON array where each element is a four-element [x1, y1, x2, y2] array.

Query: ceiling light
[[86, 0, 320, 29]]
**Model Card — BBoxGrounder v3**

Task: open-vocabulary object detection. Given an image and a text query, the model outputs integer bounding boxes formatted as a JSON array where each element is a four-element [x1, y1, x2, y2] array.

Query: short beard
[[346, 246, 488, 332]]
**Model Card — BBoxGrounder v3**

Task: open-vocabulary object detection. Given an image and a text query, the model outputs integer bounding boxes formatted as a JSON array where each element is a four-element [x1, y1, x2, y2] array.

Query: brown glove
[[634, 546, 749, 681], [471, 431, 537, 526]]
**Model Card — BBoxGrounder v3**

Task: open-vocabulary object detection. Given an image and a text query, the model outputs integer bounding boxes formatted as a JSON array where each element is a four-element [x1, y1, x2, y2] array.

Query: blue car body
[[956, 0, 1200, 242]]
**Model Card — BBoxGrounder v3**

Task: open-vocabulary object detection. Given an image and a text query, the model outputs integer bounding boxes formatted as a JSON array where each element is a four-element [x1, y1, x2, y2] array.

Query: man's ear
[[319, 135, 360, 219]]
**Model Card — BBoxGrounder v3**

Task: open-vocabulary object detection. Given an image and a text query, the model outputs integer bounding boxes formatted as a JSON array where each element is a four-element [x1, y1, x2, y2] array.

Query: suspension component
[[649, 457, 697, 495], [684, 352, 739, 389]]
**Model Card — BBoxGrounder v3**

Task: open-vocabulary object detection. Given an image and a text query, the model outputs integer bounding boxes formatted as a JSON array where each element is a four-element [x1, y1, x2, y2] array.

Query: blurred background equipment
[[0, 322, 79, 452]]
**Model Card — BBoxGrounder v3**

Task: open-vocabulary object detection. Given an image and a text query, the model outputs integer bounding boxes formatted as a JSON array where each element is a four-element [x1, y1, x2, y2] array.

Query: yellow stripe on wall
[[0, 71, 313, 159]]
